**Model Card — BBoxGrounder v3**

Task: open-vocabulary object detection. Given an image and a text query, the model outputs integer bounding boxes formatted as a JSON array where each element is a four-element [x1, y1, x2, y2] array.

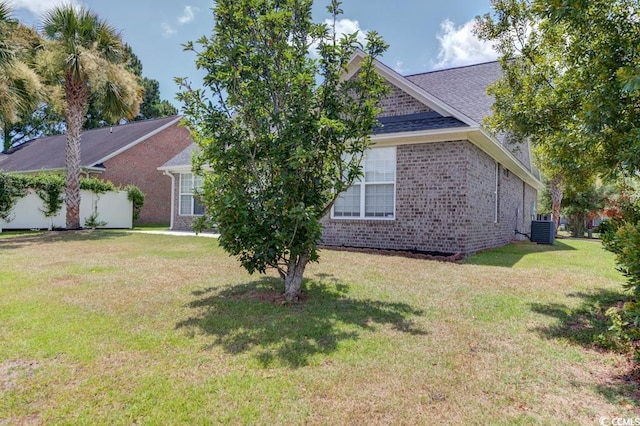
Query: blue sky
[[11, 0, 496, 109]]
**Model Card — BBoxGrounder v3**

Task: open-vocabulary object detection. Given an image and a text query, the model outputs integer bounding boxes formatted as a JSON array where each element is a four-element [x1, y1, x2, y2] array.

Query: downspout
[[163, 171, 175, 230]]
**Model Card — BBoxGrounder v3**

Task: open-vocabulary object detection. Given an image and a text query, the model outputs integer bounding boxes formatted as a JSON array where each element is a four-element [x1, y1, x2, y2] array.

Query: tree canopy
[[0, 1, 44, 150], [476, 0, 640, 179], [179, 0, 388, 301]]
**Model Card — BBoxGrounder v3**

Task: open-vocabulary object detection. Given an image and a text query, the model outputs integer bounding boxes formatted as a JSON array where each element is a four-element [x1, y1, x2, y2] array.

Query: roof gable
[[345, 51, 478, 126], [0, 115, 182, 173]]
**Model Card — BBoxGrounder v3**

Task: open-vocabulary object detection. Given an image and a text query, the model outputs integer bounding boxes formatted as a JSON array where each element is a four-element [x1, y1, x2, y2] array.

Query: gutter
[[163, 171, 175, 230]]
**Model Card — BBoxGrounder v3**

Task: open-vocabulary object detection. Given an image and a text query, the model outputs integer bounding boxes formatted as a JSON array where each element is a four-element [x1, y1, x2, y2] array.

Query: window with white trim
[[333, 147, 396, 219], [179, 173, 205, 216]]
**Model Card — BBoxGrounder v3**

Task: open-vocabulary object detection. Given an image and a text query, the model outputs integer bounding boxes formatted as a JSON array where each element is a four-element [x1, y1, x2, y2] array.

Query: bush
[[125, 185, 145, 222], [0, 173, 31, 221], [603, 221, 640, 360]]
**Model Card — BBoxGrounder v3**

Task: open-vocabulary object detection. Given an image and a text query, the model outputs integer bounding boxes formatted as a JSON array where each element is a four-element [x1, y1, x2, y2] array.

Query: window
[[179, 173, 205, 216], [333, 147, 396, 219]]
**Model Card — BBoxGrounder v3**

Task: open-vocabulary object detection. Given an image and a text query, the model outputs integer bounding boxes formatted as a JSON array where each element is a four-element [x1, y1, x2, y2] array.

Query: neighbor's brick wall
[[378, 82, 433, 117], [321, 140, 538, 255], [169, 173, 198, 231], [100, 123, 193, 224]]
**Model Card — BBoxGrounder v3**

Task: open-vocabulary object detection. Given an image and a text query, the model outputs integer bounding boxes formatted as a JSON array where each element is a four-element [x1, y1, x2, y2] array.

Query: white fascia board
[[156, 164, 212, 174], [344, 52, 479, 127], [370, 127, 544, 191], [95, 116, 183, 165], [10, 166, 105, 175]]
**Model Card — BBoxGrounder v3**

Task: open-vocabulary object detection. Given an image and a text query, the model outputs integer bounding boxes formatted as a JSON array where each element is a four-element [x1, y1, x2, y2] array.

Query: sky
[[10, 0, 497, 109]]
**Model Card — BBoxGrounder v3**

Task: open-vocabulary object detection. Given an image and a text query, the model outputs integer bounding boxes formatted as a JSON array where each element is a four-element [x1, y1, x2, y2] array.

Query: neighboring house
[[157, 143, 204, 231], [161, 54, 543, 255], [0, 115, 193, 224]]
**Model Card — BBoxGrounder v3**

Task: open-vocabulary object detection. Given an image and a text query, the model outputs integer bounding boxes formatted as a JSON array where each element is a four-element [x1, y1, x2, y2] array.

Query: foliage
[[0, 171, 30, 220], [178, 0, 389, 300], [600, 179, 640, 360], [0, 171, 141, 224], [561, 180, 608, 237], [83, 45, 177, 129], [0, 1, 44, 149], [84, 202, 107, 229], [79, 176, 116, 194], [604, 221, 640, 361], [3, 104, 65, 152], [125, 184, 145, 222], [136, 77, 177, 121], [31, 173, 64, 218], [476, 0, 640, 179]]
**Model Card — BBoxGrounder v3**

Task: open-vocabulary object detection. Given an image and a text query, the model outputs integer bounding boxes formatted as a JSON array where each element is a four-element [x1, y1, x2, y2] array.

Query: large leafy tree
[[38, 5, 142, 229], [0, 1, 43, 150], [476, 0, 639, 177], [179, 0, 388, 301], [475, 0, 639, 231]]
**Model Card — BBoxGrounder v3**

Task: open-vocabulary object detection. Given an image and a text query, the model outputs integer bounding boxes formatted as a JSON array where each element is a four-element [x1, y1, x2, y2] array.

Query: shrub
[[80, 177, 117, 194], [0, 173, 31, 221], [125, 185, 145, 222], [32, 174, 65, 218]]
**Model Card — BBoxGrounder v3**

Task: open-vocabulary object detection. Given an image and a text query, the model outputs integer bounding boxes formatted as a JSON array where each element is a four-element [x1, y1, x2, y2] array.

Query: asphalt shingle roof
[[374, 112, 467, 134], [0, 115, 181, 172], [160, 143, 199, 169], [406, 61, 502, 125]]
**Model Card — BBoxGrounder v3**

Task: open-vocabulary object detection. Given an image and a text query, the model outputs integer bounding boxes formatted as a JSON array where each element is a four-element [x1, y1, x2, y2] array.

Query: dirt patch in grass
[[0, 360, 41, 392], [236, 289, 291, 304]]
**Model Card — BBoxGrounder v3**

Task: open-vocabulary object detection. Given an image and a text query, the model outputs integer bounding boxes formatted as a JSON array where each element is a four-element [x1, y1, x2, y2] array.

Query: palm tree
[[39, 5, 141, 229], [0, 1, 42, 149]]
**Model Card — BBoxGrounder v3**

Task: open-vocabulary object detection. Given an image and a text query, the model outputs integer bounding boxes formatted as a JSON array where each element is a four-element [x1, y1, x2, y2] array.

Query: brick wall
[[169, 173, 198, 231], [379, 82, 433, 117], [321, 140, 537, 255], [100, 123, 193, 224]]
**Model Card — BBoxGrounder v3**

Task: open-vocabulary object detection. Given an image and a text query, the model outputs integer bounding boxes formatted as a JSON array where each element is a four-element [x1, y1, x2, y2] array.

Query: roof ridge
[[404, 60, 500, 78]]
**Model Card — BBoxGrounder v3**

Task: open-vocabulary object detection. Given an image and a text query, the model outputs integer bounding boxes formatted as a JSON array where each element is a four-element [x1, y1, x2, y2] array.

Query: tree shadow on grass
[[463, 240, 577, 268], [0, 230, 131, 250], [176, 275, 427, 368], [530, 289, 640, 405]]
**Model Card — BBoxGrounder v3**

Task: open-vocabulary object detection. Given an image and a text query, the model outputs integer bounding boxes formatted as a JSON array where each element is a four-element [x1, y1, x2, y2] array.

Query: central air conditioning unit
[[531, 220, 555, 245]]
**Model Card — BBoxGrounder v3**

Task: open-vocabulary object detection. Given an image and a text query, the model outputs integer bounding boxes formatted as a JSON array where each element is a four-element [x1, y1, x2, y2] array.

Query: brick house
[[162, 54, 543, 255], [157, 143, 204, 231], [0, 115, 193, 224]]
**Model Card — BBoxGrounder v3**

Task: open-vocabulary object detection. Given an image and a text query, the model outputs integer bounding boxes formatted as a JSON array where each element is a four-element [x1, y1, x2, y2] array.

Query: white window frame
[[331, 147, 396, 220], [179, 173, 205, 216]]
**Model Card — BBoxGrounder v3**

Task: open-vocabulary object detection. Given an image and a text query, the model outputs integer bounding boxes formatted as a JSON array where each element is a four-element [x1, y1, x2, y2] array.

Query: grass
[[0, 231, 637, 424]]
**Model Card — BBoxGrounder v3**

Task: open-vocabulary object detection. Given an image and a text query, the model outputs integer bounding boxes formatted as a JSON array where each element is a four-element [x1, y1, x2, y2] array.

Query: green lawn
[[0, 232, 636, 424]]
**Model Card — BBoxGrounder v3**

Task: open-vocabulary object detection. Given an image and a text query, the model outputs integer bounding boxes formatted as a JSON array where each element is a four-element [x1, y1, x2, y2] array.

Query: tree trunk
[[550, 174, 564, 236], [64, 77, 88, 230], [284, 253, 309, 302]]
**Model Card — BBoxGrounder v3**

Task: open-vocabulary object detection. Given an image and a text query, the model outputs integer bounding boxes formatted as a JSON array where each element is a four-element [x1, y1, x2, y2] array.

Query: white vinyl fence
[[0, 189, 132, 231]]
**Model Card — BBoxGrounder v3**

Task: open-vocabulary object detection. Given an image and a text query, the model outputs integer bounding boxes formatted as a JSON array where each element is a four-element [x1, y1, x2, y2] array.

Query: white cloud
[[178, 5, 197, 25], [310, 18, 367, 57], [393, 59, 405, 74], [11, 0, 83, 16], [330, 18, 367, 45], [161, 22, 177, 38], [433, 19, 498, 69]]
